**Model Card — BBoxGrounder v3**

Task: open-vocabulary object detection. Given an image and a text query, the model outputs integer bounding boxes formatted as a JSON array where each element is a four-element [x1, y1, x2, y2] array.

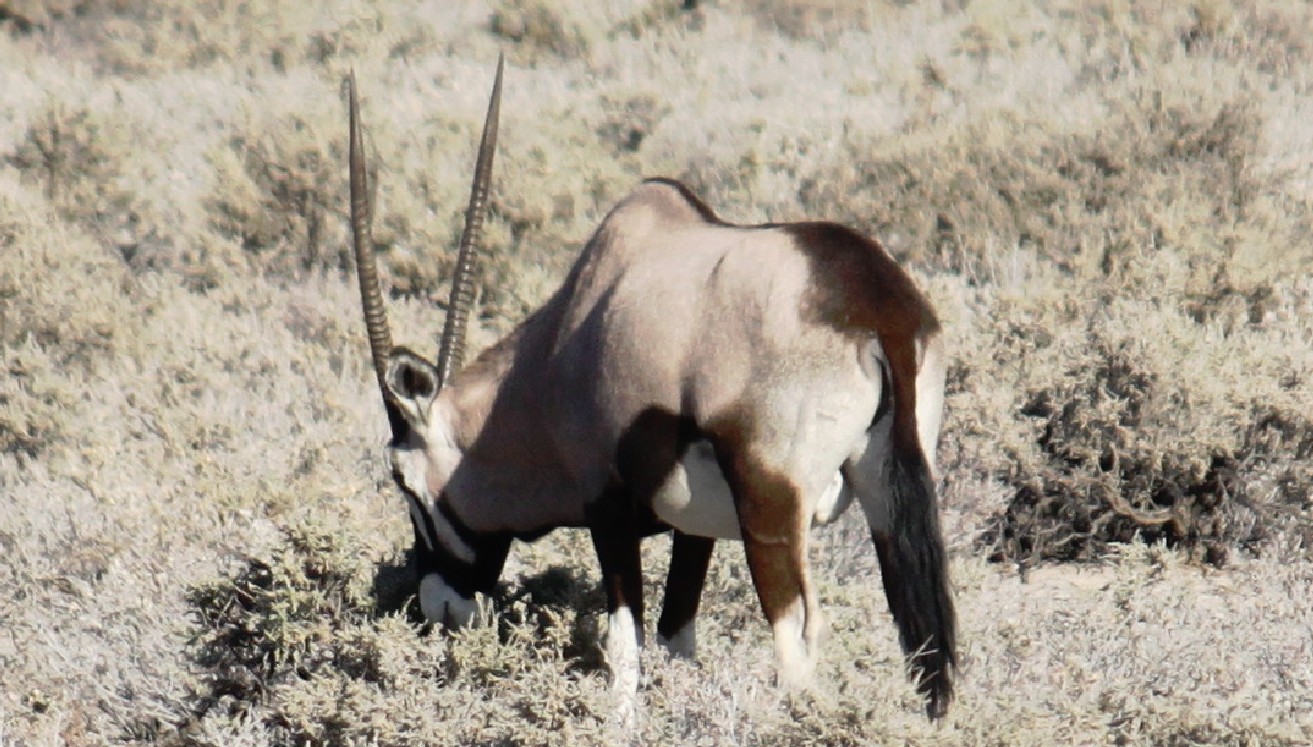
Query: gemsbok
[[346, 57, 957, 719]]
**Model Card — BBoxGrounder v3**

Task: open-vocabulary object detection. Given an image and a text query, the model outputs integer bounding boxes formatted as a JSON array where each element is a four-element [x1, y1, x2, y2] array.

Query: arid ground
[[2, 1, 1312, 745]]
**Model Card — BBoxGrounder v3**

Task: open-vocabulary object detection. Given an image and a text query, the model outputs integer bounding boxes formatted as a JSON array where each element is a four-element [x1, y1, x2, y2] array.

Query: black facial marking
[[400, 361, 436, 398], [436, 498, 482, 547], [394, 481, 489, 598]]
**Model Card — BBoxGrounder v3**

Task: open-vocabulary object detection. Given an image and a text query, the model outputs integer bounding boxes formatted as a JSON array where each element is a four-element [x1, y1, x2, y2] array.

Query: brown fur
[[786, 221, 940, 449]]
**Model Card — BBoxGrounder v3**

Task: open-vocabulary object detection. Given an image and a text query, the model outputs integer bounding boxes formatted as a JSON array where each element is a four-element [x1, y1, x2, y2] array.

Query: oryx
[[346, 57, 956, 719]]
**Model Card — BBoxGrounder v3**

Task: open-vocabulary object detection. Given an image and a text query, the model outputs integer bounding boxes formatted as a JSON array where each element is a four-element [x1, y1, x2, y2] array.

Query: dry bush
[[978, 307, 1309, 564], [489, 0, 599, 60], [739, 0, 888, 40], [489, 0, 685, 63], [179, 524, 622, 747], [733, 32, 1313, 563], [205, 108, 350, 279], [43, 1, 445, 75], [5, 98, 140, 241], [185, 526, 404, 745], [0, 0, 100, 31], [937, 93, 1313, 563], [172, 525, 1313, 746], [0, 180, 140, 463]]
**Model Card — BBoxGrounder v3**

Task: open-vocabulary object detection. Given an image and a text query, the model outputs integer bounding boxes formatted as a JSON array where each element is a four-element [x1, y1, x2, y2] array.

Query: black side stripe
[[436, 498, 484, 548], [401, 489, 442, 581], [403, 488, 442, 552], [398, 486, 483, 597]]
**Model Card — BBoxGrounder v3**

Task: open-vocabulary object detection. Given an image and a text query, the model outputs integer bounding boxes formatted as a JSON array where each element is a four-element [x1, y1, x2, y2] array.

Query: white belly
[[651, 441, 854, 540]]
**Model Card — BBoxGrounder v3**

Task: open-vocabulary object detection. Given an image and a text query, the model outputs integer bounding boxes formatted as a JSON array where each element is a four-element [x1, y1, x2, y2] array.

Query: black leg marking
[[657, 531, 715, 655]]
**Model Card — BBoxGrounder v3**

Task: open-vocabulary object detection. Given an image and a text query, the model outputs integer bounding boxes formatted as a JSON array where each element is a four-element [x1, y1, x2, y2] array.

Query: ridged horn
[[435, 53, 503, 390], [347, 71, 393, 404]]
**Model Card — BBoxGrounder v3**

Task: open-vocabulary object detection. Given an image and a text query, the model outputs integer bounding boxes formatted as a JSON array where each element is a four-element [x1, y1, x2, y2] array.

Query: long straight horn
[[435, 54, 503, 390], [347, 71, 393, 404]]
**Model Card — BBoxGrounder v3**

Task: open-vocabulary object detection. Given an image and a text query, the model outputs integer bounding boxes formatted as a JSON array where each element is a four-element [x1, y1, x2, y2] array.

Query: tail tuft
[[872, 439, 956, 718]]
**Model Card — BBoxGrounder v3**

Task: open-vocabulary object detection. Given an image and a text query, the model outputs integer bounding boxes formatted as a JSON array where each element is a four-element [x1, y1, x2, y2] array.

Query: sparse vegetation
[[2, 1, 1312, 745]]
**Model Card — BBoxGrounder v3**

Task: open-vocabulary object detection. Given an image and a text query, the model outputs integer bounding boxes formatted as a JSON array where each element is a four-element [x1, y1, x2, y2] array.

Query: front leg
[[587, 490, 646, 720], [657, 531, 715, 659]]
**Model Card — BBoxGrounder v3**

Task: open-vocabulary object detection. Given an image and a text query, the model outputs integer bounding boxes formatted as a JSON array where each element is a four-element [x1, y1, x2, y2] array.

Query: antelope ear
[[385, 349, 439, 428]]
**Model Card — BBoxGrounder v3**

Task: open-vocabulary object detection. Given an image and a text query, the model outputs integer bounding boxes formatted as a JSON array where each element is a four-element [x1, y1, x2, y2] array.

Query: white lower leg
[[606, 606, 643, 723], [772, 596, 817, 689], [657, 620, 697, 659]]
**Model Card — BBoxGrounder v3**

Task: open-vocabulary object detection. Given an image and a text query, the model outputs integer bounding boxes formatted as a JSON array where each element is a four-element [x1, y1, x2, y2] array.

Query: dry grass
[[2, 0, 1312, 744]]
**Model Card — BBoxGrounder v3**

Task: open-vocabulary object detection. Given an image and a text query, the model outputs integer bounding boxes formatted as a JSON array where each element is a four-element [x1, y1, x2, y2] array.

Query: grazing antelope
[[346, 57, 956, 719]]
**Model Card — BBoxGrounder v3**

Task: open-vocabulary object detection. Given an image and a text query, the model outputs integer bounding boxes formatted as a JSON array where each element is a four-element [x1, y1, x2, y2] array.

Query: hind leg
[[657, 531, 714, 659], [720, 454, 821, 688]]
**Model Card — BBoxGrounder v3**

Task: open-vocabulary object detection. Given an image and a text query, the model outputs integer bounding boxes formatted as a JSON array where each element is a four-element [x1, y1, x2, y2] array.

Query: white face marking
[[419, 573, 479, 628], [405, 493, 436, 551], [656, 620, 697, 659], [389, 446, 477, 564]]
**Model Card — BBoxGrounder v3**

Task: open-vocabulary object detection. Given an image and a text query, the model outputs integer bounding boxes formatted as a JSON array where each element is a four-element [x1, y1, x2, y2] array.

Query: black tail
[[872, 375, 956, 718]]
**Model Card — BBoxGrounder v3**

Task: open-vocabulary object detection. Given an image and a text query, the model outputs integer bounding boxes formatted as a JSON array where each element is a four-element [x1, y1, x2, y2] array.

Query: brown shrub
[[206, 116, 348, 279], [489, 0, 684, 62], [6, 100, 137, 238], [931, 105, 1313, 563]]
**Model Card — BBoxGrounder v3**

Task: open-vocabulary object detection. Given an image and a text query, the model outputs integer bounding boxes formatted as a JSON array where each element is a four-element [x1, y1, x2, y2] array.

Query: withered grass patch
[[2, 1, 1312, 745]]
